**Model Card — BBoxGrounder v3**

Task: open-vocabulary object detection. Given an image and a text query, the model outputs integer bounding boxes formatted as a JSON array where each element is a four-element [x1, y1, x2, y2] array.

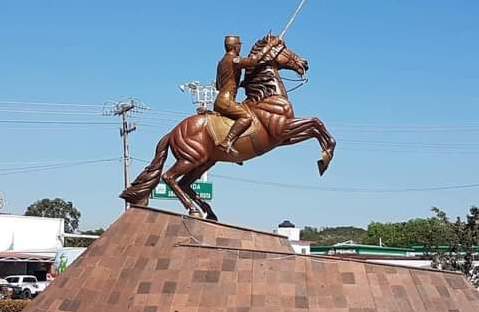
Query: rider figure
[[214, 35, 281, 153]]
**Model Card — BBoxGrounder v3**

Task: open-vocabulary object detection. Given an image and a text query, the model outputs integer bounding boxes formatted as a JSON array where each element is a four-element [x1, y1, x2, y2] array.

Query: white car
[[4, 275, 49, 298]]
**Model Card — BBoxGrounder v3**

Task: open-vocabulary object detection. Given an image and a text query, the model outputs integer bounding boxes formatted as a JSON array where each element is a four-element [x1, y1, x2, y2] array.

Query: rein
[[281, 75, 309, 93]]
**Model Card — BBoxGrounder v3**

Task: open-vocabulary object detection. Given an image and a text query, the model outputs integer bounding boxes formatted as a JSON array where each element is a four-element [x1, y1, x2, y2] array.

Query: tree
[[430, 206, 479, 287], [363, 216, 454, 249], [25, 198, 81, 233], [362, 206, 478, 287], [65, 228, 104, 247], [301, 226, 367, 245]]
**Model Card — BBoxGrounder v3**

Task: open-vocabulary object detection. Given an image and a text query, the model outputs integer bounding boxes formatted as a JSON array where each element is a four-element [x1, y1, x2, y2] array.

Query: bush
[[0, 300, 30, 312]]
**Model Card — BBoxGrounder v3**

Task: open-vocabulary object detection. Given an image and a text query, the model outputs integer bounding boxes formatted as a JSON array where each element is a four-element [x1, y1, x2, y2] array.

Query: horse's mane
[[243, 35, 280, 102]]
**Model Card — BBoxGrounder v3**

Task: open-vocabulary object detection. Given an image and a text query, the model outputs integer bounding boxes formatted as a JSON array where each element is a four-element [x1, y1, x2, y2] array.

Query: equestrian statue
[[120, 33, 336, 220]]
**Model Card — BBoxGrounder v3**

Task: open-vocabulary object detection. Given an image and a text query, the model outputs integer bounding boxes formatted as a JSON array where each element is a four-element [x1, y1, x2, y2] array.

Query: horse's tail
[[120, 132, 171, 204]]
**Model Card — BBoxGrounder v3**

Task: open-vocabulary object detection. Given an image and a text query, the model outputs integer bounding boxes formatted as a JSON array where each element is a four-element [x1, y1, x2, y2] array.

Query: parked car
[[4, 275, 49, 299], [0, 283, 24, 300]]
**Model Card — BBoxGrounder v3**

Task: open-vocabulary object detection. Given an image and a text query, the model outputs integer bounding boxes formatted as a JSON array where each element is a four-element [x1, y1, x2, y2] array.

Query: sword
[[279, 0, 308, 40]]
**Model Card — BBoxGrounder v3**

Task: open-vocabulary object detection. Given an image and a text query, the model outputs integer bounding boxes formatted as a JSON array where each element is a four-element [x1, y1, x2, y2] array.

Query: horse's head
[[252, 34, 309, 76], [243, 34, 309, 102]]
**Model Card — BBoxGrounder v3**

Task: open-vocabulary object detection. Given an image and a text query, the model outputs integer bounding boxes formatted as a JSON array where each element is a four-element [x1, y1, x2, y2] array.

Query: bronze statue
[[215, 35, 280, 154], [120, 34, 336, 221]]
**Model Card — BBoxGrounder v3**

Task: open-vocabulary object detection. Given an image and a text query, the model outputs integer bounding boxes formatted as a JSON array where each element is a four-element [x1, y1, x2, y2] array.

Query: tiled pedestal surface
[[24, 206, 479, 311]]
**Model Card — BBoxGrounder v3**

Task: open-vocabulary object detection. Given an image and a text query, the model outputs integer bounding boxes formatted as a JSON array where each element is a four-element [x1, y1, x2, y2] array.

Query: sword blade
[[279, 0, 308, 40]]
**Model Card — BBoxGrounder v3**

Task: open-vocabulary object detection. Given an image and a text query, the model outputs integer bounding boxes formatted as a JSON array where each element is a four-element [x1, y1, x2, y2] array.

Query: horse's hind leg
[[178, 161, 217, 221], [162, 160, 204, 215]]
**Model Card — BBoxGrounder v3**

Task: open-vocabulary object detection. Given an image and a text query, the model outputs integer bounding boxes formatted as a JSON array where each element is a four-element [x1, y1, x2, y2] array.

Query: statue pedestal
[[25, 206, 479, 311]]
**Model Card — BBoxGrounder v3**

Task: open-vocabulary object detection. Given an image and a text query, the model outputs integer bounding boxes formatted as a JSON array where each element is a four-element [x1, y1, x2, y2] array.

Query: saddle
[[205, 111, 258, 146]]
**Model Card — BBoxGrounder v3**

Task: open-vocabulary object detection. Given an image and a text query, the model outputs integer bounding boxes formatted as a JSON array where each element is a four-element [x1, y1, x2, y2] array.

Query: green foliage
[[363, 215, 454, 250], [362, 206, 478, 287], [430, 206, 479, 287], [301, 226, 366, 245], [65, 228, 105, 247], [0, 300, 29, 312], [25, 198, 81, 233]]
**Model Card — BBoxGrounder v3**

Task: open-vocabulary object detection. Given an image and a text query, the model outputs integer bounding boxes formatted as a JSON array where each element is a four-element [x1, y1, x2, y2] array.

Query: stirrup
[[218, 141, 239, 154]]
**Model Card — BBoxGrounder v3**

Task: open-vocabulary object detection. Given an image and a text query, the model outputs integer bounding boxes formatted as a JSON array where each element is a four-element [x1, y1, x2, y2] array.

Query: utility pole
[[103, 98, 148, 211]]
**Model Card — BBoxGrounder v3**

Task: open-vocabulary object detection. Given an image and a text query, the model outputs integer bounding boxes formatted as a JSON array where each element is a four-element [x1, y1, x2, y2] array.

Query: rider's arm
[[235, 54, 264, 69], [234, 38, 281, 69]]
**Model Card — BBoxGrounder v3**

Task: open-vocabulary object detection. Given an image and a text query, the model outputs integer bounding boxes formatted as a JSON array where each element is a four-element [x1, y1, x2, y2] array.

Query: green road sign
[[151, 182, 213, 201]]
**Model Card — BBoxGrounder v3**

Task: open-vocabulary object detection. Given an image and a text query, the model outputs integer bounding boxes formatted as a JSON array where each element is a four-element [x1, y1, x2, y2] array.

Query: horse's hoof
[[189, 209, 202, 218], [206, 212, 218, 221], [317, 159, 328, 176]]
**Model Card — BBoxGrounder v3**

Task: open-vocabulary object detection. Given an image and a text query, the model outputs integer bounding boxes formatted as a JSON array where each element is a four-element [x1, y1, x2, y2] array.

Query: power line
[[0, 100, 103, 108], [0, 109, 102, 116], [0, 158, 120, 176], [131, 157, 479, 193], [0, 120, 117, 125], [0, 158, 118, 171]]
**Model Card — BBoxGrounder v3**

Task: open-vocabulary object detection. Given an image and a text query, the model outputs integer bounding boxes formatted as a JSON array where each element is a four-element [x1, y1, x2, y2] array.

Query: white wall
[[290, 242, 311, 255], [276, 227, 300, 241], [0, 215, 64, 252]]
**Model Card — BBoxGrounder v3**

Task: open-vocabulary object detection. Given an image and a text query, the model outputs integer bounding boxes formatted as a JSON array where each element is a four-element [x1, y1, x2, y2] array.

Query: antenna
[[179, 81, 218, 113]]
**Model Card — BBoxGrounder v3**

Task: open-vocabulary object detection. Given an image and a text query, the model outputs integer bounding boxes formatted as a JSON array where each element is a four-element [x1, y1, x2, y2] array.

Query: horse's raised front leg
[[282, 118, 336, 175]]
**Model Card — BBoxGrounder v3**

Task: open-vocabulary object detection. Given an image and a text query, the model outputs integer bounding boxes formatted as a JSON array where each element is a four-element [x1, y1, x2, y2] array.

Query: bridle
[[271, 43, 309, 93]]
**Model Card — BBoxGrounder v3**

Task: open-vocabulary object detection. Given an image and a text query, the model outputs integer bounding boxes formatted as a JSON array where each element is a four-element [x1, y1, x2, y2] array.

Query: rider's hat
[[224, 35, 241, 46]]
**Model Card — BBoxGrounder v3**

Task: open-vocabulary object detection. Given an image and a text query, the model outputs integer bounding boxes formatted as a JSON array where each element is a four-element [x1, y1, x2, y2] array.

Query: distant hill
[[300, 226, 367, 245]]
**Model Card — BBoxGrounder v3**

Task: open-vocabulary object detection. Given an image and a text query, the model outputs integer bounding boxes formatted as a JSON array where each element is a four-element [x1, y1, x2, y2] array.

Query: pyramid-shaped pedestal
[[25, 206, 479, 311]]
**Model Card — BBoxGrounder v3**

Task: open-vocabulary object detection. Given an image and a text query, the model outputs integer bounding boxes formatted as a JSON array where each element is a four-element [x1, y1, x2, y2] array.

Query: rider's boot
[[218, 118, 251, 154]]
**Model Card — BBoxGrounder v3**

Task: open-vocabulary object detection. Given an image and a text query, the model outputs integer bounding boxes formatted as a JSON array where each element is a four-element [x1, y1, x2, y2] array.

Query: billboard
[[0, 215, 64, 252]]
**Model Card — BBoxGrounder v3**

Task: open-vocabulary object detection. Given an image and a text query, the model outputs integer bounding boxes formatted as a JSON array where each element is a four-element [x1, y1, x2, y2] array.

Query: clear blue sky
[[1, 1, 478, 232]]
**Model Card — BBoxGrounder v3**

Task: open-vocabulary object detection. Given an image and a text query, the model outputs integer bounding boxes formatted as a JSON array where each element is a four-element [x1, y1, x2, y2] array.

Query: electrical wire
[[0, 100, 103, 108], [131, 157, 479, 193], [0, 158, 121, 176], [0, 120, 117, 125], [0, 109, 102, 116]]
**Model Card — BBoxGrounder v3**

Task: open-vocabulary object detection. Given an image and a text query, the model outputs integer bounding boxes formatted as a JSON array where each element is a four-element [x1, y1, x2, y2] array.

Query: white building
[[274, 220, 311, 255], [0, 214, 89, 280]]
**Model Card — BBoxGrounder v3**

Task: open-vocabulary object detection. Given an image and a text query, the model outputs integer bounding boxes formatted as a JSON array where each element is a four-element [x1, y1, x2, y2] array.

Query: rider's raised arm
[[235, 39, 280, 69]]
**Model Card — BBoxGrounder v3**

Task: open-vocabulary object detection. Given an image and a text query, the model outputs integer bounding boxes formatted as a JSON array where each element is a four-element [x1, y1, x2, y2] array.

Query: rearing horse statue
[[120, 35, 336, 220]]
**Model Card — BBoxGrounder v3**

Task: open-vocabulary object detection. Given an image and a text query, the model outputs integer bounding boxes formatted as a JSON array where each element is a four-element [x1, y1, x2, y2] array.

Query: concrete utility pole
[[103, 98, 148, 211]]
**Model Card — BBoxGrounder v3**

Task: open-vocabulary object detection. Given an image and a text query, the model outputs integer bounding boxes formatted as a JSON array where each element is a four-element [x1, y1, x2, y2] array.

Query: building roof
[[278, 220, 295, 228], [23, 207, 479, 311], [0, 252, 54, 262]]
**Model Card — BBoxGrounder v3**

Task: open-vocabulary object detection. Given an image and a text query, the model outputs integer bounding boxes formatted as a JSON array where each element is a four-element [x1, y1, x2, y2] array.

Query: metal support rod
[[279, 0, 308, 40]]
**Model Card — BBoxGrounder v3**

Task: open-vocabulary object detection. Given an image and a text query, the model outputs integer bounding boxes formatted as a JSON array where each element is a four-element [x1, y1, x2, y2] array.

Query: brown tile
[[162, 281, 177, 294], [107, 291, 120, 304], [222, 258, 237, 271], [155, 258, 170, 270], [341, 272, 356, 284], [137, 282, 151, 294], [192, 270, 220, 283], [251, 295, 265, 307], [144, 234, 159, 246], [295, 296, 309, 309], [445, 276, 467, 289]]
